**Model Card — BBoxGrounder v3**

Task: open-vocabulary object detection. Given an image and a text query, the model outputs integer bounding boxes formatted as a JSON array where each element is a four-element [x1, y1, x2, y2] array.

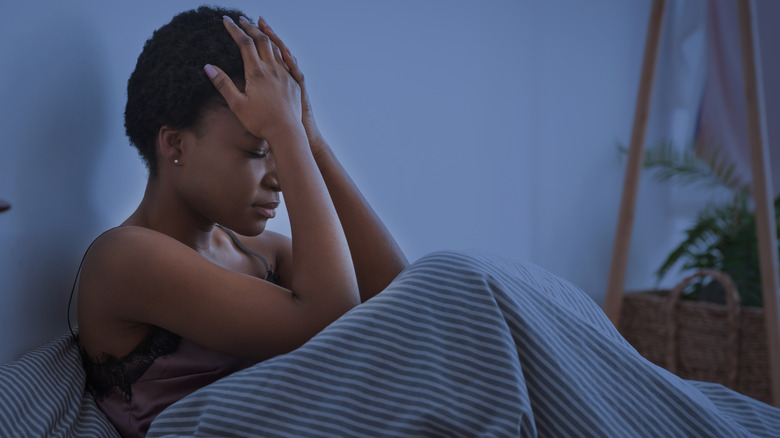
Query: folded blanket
[[148, 251, 780, 437]]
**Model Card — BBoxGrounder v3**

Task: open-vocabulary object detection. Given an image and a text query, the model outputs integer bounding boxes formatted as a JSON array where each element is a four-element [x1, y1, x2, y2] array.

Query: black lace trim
[[81, 327, 181, 400], [265, 270, 280, 284]]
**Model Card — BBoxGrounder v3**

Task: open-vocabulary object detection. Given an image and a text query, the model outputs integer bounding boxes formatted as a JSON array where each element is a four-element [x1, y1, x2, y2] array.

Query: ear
[[157, 125, 184, 166]]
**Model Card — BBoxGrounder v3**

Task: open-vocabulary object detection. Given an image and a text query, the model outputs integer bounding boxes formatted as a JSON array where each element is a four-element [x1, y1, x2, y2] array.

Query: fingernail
[[223, 15, 234, 24], [204, 64, 218, 79], [239, 16, 250, 25]]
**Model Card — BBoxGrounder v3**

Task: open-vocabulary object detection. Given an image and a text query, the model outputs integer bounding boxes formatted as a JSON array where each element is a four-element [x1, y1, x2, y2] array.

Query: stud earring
[[174, 159, 179, 165]]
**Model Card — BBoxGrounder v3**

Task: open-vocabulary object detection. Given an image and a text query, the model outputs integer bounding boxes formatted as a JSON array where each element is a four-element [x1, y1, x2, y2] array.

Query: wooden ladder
[[603, 0, 780, 407]]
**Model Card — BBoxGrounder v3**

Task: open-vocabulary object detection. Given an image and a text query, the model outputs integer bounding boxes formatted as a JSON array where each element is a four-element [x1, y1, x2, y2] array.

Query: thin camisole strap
[[216, 224, 279, 284]]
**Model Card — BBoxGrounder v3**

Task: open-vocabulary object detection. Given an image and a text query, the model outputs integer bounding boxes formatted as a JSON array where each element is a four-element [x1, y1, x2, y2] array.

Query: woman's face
[[176, 106, 281, 236]]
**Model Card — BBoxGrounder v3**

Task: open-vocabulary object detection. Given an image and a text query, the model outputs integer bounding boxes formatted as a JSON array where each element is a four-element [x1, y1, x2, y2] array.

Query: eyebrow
[[243, 131, 267, 143], [242, 131, 269, 149]]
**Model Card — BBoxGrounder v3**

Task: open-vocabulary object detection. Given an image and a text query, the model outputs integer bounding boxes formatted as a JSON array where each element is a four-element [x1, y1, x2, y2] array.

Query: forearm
[[206, 16, 359, 331], [248, 16, 406, 299], [313, 141, 409, 301], [269, 127, 359, 310]]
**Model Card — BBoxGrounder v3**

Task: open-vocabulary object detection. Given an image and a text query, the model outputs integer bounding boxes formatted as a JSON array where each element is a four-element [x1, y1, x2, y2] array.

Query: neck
[[123, 177, 215, 253]]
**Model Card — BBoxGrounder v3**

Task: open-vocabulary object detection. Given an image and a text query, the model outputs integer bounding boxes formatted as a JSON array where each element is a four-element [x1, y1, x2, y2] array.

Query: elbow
[[311, 279, 360, 319], [395, 254, 410, 273], [384, 255, 410, 286], [309, 293, 358, 335]]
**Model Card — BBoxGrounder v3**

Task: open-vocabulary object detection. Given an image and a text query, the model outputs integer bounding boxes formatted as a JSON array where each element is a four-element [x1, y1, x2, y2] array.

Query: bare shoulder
[[85, 226, 187, 263], [79, 226, 198, 291], [78, 226, 197, 357], [79, 226, 169, 284]]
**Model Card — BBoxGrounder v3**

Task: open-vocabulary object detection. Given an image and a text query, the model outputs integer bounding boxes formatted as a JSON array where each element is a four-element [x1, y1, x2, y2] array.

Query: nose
[[261, 152, 281, 192]]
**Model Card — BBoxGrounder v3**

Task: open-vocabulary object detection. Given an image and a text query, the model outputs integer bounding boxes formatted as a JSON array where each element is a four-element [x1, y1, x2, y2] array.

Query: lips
[[253, 201, 279, 219]]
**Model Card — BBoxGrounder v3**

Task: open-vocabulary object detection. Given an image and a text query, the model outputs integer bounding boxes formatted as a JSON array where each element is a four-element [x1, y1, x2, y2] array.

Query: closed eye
[[247, 149, 269, 159]]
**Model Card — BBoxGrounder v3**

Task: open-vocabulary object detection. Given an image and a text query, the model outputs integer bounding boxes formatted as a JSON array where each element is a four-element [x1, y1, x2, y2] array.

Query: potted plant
[[617, 141, 774, 403], [640, 141, 779, 307]]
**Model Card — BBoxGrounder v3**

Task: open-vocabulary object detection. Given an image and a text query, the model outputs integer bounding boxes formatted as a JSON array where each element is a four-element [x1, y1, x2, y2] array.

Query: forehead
[[198, 105, 240, 130], [196, 106, 257, 142]]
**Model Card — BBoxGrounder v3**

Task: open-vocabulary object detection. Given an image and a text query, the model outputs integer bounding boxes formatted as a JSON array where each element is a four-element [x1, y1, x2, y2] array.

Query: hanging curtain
[[695, 0, 779, 197]]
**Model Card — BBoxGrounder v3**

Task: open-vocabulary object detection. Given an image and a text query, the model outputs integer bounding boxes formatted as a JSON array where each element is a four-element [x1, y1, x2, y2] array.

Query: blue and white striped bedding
[[0, 334, 119, 437], [150, 251, 780, 437], [2, 251, 779, 437]]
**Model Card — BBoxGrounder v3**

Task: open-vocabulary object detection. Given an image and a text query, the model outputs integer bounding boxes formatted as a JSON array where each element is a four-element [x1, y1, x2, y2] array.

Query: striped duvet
[[2, 251, 779, 437]]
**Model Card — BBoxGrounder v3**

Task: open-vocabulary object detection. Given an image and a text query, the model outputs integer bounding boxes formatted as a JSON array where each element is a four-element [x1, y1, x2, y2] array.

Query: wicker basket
[[619, 269, 770, 403]]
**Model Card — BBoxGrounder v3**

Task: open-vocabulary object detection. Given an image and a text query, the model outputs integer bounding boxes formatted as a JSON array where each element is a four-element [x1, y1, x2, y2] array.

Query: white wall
[[0, 0, 710, 363]]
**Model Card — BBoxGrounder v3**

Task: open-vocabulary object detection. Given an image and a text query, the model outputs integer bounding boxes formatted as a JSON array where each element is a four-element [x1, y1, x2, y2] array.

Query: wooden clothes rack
[[603, 0, 780, 407]]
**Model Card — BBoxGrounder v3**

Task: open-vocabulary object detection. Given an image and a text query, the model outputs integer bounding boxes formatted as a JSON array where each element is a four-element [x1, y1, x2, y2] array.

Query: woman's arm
[[310, 145, 409, 301], [259, 17, 409, 301], [205, 16, 360, 307]]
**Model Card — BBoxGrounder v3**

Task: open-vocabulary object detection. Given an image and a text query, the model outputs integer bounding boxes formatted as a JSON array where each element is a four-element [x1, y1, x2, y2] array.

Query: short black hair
[[124, 6, 250, 175]]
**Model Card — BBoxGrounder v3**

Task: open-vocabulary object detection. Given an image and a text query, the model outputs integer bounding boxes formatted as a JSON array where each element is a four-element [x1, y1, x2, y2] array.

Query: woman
[[74, 6, 780, 438], [77, 6, 407, 436]]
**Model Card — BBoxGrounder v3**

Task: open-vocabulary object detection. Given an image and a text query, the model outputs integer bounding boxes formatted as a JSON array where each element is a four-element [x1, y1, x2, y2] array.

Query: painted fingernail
[[223, 15, 234, 24], [204, 64, 218, 79], [239, 16, 250, 25]]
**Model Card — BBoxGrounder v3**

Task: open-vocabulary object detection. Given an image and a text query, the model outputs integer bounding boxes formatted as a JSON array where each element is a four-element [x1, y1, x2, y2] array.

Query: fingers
[[272, 43, 286, 69], [221, 16, 264, 80], [236, 16, 275, 66], [285, 50, 304, 85], [257, 16, 304, 83], [257, 16, 288, 54], [203, 63, 243, 109], [208, 15, 293, 112]]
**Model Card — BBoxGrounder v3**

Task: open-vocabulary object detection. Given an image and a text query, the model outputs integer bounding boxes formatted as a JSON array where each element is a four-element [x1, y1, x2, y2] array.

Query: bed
[[2, 251, 780, 437]]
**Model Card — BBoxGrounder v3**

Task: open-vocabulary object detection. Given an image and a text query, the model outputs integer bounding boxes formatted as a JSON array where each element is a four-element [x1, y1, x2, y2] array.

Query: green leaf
[[617, 140, 779, 307], [618, 140, 748, 193]]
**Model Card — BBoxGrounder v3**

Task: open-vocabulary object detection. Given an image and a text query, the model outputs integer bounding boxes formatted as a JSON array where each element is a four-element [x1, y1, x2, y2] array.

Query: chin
[[240, 224, 267, 237]]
